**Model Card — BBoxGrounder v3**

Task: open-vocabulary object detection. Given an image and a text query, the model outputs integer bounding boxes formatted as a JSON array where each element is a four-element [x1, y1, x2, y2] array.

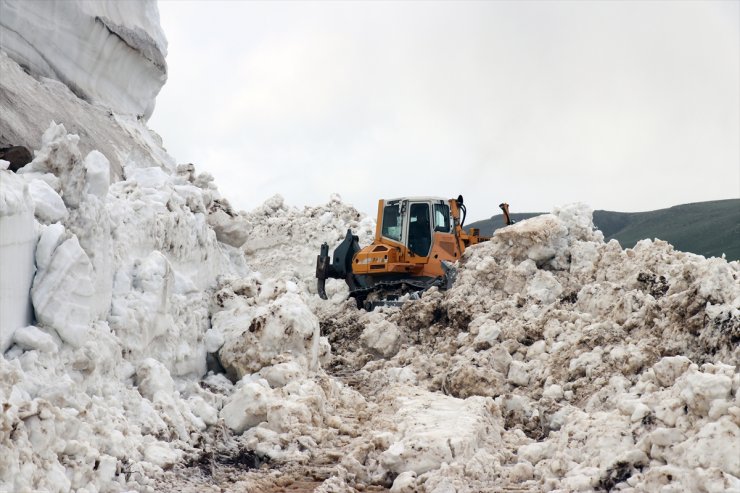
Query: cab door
[[425, 201, 458, 276], [405, 201, 433, 261]]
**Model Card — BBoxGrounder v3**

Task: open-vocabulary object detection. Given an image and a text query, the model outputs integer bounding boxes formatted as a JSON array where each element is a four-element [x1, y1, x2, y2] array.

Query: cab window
[[433, 203, 451, 232], [381, 202, 402, 242]]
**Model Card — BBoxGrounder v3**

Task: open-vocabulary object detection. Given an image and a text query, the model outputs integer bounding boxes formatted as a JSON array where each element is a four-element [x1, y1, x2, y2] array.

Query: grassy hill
[[466, 199, 740, 261]]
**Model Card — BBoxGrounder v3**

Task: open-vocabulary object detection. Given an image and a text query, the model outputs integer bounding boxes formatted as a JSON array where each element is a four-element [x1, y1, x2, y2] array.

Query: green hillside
[[466, 199, 740, 261]]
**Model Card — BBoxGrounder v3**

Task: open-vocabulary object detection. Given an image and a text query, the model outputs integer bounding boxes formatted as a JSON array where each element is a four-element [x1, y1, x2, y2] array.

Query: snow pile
[[0, 0, 167, 119], [0, 115, 257, 491], [0, 104, 375, 492], [2, 3, 738, 490], [302, 203, 738, 492], [212, 276, 324, 380], [209, 192, 375, 290], [0, 117, 375, 493], [4, 130, 736, 493]]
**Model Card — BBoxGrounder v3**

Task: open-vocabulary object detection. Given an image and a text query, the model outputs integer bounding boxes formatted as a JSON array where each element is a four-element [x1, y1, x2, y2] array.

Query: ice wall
[[0, 0, 167, 119], [0, 166, 36, 352]]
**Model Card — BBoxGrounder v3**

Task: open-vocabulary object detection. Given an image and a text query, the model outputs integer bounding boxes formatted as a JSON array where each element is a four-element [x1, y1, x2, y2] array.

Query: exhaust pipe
[[499, 203, 513, 226]]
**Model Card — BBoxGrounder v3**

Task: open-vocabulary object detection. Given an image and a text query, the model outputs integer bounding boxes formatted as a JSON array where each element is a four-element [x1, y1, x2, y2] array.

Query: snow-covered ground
[[1, 2, 738, 492]]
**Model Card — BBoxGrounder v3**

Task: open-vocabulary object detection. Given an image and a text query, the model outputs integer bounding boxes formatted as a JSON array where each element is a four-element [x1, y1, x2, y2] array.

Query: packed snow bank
[[0, 118, 252, 492], [0, 0, 167, 119], [0, 51, 175, 180], [0, 169, 36, 352]]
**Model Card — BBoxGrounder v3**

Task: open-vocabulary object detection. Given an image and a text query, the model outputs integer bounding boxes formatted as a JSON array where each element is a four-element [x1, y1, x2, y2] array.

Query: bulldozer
[[316, 195, 512, 310]]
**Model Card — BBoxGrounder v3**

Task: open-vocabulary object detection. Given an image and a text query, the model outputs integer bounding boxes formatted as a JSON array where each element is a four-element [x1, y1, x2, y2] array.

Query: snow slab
[[0, 170, 36, 352], [0, 0, 167, 118], [380, 386, 502, 475]]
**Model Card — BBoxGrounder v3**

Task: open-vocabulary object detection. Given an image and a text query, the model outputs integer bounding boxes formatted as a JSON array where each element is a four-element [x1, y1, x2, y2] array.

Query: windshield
[[381, 202, 402, 242]]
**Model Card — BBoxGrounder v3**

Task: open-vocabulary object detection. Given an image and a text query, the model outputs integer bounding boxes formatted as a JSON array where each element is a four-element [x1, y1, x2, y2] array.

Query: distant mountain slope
[[466, 199, 740, 261]]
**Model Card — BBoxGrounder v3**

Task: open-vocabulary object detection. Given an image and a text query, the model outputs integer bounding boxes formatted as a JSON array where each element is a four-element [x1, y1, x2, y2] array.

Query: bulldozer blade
[[441, 261, 457, 290], [317, 277, 327, 300], [316, 243, 330, 300]]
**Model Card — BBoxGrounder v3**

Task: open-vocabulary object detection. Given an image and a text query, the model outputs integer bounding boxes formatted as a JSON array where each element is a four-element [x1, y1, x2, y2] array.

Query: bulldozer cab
[[378, 198, 452, 258]]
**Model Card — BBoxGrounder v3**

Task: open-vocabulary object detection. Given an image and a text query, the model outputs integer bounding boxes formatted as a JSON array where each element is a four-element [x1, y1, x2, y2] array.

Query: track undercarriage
[[349, 277, 445, 311]]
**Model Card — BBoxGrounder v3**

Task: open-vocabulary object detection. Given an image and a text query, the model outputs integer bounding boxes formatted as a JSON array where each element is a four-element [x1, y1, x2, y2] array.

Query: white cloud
[[150, 0, 739, 221]]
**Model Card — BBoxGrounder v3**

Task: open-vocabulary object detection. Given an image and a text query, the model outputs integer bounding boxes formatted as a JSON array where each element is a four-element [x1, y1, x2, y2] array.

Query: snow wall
[[0, 0, 167, 119]]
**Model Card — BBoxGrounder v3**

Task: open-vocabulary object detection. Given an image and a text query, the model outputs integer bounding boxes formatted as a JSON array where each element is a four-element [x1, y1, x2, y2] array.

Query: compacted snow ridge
[[0, 0, 167, 119], [1, 3, 739, 492]]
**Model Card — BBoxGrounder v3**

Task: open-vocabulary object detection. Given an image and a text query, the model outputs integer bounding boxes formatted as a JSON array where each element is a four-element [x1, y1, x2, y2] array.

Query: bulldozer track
[[349, 277, 445, 309]]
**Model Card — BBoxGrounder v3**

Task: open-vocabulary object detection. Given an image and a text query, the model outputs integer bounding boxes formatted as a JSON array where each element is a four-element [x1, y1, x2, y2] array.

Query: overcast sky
[[149, 0, 739, 222]]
